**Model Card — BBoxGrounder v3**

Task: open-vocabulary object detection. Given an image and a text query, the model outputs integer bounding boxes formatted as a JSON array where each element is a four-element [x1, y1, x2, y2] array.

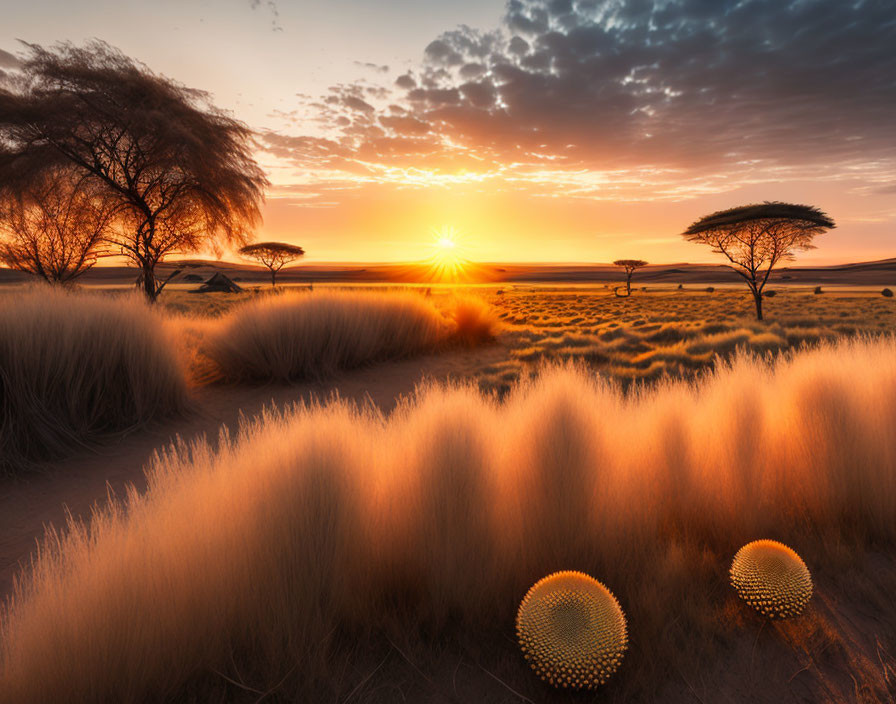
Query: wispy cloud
[[353, 61, 390, 74], [248, 0, 282, 32]]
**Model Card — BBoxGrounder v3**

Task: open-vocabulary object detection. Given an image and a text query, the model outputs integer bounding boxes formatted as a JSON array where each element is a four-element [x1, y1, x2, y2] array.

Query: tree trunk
[[626, 273, 633, 296], [142, 264, 158, 302], [753, 289, 763, 321], [271, 269, 277, 287]]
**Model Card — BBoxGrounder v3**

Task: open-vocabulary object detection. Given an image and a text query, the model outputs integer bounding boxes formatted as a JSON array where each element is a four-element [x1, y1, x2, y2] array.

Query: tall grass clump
[[2, 337, 896, 701], [0, 287, 188, 475], [202, 290, 497, 382]]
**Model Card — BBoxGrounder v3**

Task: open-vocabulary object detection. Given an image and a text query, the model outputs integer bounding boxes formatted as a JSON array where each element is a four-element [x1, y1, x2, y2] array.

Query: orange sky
[[4, 0, 895, 266], [257, 175, 895, 265]]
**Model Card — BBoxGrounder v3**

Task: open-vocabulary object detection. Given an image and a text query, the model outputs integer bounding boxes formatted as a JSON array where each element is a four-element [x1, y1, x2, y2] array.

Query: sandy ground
[[0, 345, 506, 598]]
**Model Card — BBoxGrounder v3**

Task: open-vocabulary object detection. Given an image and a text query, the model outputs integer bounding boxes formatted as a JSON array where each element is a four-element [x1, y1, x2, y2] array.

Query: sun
[[423, 226, 469, 282]]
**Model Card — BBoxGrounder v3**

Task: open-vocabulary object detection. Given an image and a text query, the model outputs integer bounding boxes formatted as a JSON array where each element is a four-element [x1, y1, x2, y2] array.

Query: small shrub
[[202, 290, 497, 382], [814, 286, 823, 294], [705, 287, 715, 293], [446, 296, 500, 345], [882, 288, 893, 298]]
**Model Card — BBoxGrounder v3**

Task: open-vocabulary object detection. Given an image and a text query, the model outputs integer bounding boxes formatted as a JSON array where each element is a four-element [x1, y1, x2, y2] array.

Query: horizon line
[[79, 256, 896, 269]]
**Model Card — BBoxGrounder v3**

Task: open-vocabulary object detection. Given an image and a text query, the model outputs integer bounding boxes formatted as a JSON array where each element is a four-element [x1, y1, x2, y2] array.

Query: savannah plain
[[2, 265, 896, 703], [2, 5, 896, 700]]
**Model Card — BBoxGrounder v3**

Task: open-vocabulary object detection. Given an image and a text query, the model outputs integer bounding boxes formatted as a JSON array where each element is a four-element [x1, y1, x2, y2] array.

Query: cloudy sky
[[3, 0, 895, 263]]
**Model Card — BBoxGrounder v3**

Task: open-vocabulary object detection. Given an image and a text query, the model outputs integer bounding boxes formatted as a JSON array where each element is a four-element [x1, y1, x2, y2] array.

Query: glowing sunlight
[[422, 226, 471, 282]]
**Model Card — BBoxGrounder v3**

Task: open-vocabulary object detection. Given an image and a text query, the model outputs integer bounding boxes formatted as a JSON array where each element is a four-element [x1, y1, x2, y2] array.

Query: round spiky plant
[[730, 540, 813, 618], [516, 570, 628, 690]]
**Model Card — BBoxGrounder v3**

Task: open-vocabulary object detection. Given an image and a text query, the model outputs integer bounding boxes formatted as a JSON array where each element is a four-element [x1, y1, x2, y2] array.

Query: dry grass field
[[1, 283, 895, 703], [2, 336, 896, 702], [158, 283, 896, 390], [478, 286, 896, 389], [0, 286, 496, 475]]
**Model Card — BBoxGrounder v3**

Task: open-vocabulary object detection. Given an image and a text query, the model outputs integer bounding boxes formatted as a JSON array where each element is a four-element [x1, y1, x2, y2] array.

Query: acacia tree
[[683, 202, 835, 320], [0, 41, 268, 301], [612, 259, 647, 297], [0, 167, 115, 284], [239, 241, 305, 286]]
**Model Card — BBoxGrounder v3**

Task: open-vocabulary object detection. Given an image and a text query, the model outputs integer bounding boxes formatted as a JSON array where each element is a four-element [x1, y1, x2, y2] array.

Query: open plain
[[2, 280, 895, 703]]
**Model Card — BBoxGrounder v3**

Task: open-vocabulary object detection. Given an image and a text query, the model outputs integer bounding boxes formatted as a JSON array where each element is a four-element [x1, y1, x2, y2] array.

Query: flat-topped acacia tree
[[239, 242, 305, 287], [0, 41, 268, 301], [683, 202, 835, 320], [612, 259, 647, 297]]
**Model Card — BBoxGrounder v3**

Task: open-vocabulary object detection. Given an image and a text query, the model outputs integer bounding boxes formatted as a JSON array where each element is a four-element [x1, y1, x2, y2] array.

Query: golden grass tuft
[[730, 540, 813, 618], [201, 290, 497, 382], [0, 286, 189, 475], [516, 570, 627, 689]]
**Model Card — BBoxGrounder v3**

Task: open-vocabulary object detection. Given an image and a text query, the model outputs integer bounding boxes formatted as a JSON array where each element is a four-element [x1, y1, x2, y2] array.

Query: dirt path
[[0, 346, 504, 598]]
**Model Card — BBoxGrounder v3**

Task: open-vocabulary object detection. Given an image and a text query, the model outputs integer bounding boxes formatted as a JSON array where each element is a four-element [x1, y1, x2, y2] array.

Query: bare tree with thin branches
[[682, 202, 835, 320], [0, 41, 268, 301], [612, 259, 647, 297], [0, 167, 115, 284], [239, 242, 305, 287]]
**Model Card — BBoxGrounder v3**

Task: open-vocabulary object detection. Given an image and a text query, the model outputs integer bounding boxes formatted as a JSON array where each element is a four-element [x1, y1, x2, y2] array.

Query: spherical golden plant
[[730, 540, 813, 618], [515, 570, 628, 690]]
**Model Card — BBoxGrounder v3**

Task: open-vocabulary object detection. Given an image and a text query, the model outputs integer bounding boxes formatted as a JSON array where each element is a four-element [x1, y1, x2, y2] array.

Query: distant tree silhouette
[[0, 167, 115, 284], [239, 242, 305, 286], [0, 41, 268, 301], [683, 202, 834, 320], [612, 259, 647, 297]]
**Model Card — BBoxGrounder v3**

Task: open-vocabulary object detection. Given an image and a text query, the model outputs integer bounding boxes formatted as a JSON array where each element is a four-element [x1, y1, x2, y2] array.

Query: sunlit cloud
[[261, 0, 895, 214]]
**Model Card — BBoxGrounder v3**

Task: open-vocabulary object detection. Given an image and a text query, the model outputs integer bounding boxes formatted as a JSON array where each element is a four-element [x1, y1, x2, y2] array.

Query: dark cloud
[[394, 74, 415, 90], [424, 39, 464, 66], [267, 0, 896, 188], [459, 62, 486, 79], [339, 95, 376, 113]]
